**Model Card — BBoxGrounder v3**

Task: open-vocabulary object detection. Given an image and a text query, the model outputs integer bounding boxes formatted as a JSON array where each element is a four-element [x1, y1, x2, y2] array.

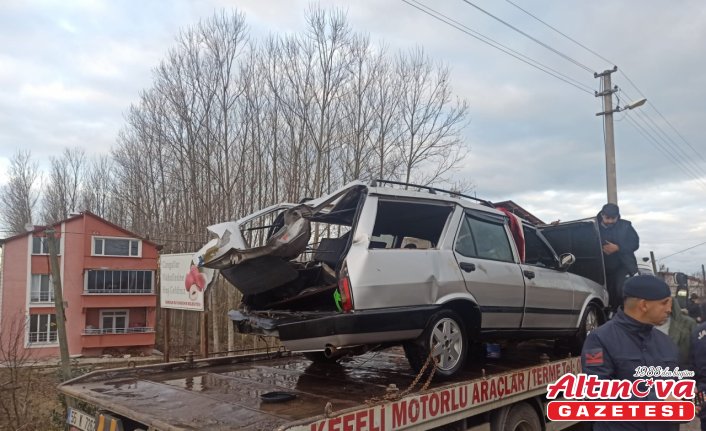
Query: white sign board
[[160, 253, 214, 311]]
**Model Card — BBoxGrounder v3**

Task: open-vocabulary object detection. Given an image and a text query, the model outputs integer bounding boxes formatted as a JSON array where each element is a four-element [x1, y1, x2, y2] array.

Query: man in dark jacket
[[691, 321, 706, 430], [581, 275, 679, 431], [596, 203, 639, 312]]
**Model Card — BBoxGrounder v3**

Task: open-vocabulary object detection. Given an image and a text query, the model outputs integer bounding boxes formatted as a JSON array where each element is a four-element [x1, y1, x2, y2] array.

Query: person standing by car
[[655, 295, 697, 369], [688, 293, 704, 323], [596, 203, 639, 313], [581, 275, 679, 431], [691, 320, 706, 430]]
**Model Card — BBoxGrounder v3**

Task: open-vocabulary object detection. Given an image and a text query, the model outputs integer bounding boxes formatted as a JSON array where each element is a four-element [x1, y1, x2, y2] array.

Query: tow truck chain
[[365, 351, 437, 405]]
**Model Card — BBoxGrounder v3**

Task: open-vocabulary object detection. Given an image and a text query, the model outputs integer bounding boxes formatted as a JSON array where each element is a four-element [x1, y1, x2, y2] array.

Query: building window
[[30, 274, 54, 303], [31, 236, 62, 255], [28, 314, 57, 344], [85, 270, 154, 294], [93, 237, 141, 257], [100, 310, 128, 334]]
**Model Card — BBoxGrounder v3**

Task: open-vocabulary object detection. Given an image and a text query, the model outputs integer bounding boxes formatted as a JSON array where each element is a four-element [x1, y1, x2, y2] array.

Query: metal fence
[[82, 327, 155, 335]]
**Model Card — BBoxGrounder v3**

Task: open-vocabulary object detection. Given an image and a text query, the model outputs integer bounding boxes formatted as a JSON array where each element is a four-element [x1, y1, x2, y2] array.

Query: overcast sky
[[1, 0, 704, 275]]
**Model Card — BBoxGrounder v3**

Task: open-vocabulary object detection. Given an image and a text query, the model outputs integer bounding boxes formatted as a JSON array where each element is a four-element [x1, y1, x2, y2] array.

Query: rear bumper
[[230, 305, 441, 351]]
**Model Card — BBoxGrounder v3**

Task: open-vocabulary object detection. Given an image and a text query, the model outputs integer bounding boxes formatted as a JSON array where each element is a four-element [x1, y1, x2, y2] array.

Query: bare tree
[[81, 155, 115, 218], [0, 313, 46, 430], [0, 150, 40, 235], [396, 47, 469, 185], [42, 147, 87, 224], [338, 34, 379, 182], [371, 50, 404, 180], [109, 6, 474, 354]]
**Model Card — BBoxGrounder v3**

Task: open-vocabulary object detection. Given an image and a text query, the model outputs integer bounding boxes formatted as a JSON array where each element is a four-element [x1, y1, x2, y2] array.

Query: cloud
[[19, 81, 104, 103], [0, 0, 704, 273]]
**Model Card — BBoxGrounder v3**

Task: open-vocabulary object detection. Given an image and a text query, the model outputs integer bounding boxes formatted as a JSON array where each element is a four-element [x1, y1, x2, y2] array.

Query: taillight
[[335, 263, 354, 312]]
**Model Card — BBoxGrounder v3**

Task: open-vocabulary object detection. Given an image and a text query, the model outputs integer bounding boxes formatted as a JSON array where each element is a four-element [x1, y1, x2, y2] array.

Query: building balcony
[[81, 293, 156, 309], [80, 327, 155, 348]]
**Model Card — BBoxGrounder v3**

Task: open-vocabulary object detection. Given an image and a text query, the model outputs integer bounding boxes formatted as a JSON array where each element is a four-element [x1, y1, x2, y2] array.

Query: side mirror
[[559, 253, 576, 270]]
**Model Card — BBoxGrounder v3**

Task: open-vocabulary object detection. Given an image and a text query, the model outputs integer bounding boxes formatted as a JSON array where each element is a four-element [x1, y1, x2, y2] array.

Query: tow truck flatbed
[[59, 343, 580, 431]]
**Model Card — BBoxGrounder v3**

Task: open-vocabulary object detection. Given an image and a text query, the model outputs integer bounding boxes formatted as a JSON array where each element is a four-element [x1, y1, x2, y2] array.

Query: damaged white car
[[195, 180, 609, 378]]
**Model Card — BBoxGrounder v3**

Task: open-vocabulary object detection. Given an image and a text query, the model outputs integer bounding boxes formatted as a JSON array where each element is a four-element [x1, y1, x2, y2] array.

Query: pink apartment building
[[0, 211, 158, 358]]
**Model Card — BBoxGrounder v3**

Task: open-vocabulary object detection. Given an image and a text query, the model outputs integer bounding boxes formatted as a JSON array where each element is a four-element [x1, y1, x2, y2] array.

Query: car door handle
[[523, 270, 535, 279], [459, 262, 476, 273]]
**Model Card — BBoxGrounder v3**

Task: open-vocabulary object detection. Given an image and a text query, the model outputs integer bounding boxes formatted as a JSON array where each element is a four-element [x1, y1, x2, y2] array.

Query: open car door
[[539, 219, 606, 288]]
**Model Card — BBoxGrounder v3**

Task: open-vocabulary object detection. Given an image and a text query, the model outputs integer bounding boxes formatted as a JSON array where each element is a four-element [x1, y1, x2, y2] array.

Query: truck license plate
[[68, 407, 96, 431]]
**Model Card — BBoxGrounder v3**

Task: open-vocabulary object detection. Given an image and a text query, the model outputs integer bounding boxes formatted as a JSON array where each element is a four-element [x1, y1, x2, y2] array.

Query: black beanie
[[623, 275, 671, 300], [601, 203, 620, 217]]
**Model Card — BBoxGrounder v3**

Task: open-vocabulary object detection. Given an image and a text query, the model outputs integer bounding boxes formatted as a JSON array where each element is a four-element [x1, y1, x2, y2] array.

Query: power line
[[630, 107, 706, 184], [622, 112, 702, 187], [617, 88, 703, 170], [659, 240, 706, 262], [459, 0, 596, 74], [617, 72, 706, 166], [504, 0, 614, 67], [648, 103, 706, 166], [502, 0, 706, 181], [401, 0, 595, 95], [617, 90, 706, 189], [623, 113, 706, 192]]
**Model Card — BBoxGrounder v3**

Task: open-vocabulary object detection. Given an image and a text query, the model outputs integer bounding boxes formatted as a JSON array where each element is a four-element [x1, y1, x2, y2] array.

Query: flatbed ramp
[[59, 346, 580, 431]]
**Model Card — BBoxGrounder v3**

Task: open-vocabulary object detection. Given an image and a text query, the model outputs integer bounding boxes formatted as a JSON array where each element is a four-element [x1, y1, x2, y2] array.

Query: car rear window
[[370, 201, 452, 249]]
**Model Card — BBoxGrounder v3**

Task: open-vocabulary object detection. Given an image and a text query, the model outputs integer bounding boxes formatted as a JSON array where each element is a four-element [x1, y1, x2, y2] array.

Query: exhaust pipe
[[324, 344, 342, 359], [323, 344, 370, 360]]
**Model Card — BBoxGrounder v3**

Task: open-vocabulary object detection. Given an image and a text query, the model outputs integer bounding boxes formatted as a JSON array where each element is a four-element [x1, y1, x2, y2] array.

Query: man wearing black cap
[[581, 275, 679, 431], [597, 203, 640, 313]]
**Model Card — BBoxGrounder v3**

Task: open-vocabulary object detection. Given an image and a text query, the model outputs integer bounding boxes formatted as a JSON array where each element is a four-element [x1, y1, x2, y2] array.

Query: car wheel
[[572, 303, 602, 353], [404, 310, 468, 379], [302, 351, 340, 363], [497, 403, 541, 431]]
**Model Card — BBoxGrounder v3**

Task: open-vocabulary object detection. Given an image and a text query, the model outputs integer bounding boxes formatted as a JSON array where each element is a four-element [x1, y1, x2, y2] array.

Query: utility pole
[[595, 66, 619, 205], [650, 251, 658, 275], [46, 227, 71, 382]]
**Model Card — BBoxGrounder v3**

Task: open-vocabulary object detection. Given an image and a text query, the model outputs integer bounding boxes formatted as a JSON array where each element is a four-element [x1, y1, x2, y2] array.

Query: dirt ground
[[0, 367, 63, 431], [0, 356, 162, 431]]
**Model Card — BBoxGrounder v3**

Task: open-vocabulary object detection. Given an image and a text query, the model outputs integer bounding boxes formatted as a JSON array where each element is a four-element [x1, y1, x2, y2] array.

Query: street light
[[620, 98, 647, 111], [595, 67, 647, 204]]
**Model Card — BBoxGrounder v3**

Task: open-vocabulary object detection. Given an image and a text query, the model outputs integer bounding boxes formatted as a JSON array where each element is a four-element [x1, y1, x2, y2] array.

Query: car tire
[[302, 351, 339, 363], [497, 402, 541, 431], [572, 303, 603, 354], [403, 309, 468, 379]]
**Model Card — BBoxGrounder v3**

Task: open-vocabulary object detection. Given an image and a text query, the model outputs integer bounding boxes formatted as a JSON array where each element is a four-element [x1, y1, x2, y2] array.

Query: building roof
[[0, 211, 159, 248], [492, 200, 545, 225]]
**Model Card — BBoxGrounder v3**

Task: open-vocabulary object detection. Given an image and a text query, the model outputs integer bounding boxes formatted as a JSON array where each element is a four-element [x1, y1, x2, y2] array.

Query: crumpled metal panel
[[199, 206, 311, 270]]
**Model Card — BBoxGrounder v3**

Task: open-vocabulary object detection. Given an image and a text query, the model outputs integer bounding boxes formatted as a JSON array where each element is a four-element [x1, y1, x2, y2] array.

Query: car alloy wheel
[[571, 303, 603, 354], [405, 309, 468, 379], [583, 306, 599, 336], [429, 317, 464, 372]]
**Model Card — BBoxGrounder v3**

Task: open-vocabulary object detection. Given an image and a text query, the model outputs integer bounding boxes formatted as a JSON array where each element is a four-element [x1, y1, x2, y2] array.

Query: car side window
[[370, 200, 452, 249], [455, 212, 514, 262], [454, 217, 477, 256], [522, 226, 558, 268]]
